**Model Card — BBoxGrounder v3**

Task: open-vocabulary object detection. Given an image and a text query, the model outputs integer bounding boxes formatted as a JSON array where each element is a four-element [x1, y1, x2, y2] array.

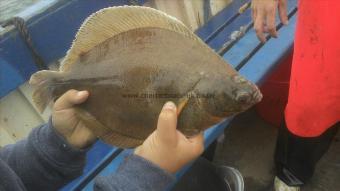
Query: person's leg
[[274, 119, 339, 186]]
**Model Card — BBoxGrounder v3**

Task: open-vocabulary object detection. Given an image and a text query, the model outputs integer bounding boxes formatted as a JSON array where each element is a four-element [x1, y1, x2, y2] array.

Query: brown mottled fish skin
[[31, 27, 262, 148]]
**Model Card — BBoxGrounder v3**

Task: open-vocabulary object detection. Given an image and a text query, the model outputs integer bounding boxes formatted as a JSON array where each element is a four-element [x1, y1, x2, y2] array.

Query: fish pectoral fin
[[177, 91, 203, 116], [177, 96, 190, 116]]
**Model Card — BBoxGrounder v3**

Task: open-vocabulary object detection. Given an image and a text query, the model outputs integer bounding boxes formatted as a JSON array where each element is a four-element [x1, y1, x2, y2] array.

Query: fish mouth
[[252, 90, 263, 103], [234, 87, 262, 106], [232, 89, 263, 113]]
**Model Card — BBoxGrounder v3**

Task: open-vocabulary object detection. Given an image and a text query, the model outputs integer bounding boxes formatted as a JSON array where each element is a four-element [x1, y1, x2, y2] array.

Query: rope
[[1, 17, 47, 70]]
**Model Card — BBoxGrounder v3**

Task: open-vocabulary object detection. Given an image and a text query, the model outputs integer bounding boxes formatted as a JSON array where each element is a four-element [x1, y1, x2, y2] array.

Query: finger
[[188, 132, 204, 155], [254, 10, 266, 42], [72, 124, 97, 146], [278, 0, 288, 25], [54, 90, 89, 111], [266, 7, 278, 38], [156, 101, 178, 143], [263, 26, 269, 33], [251, 6, 257, 22]]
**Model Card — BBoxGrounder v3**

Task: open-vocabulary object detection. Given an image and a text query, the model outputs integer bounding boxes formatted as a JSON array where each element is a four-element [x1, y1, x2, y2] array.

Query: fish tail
[[29, 70, 62, 113]]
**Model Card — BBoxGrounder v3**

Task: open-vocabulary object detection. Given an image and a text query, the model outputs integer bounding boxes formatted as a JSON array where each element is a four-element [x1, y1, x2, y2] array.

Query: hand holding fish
[[251, 0, 288, 42], [134, 102, 204, 173], [52, 89, 97, 149]]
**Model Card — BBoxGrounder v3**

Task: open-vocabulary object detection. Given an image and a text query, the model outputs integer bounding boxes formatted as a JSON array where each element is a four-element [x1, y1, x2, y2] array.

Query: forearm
[[94, 154, 175, 191], [0, 119, 87, 190]]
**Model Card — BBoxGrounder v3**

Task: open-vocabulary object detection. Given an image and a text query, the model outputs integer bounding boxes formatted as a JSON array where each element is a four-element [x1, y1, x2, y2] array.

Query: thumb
[[54, 90, 89, 111], [156, 101, 178, 143]]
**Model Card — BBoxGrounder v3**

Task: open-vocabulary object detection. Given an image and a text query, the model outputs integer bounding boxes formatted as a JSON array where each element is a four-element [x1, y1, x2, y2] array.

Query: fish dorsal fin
[[60, 6, 203, 71]]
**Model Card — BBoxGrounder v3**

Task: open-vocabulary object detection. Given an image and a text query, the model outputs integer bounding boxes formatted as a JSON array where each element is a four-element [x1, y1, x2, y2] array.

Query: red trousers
[[285, 0, 340, 137]]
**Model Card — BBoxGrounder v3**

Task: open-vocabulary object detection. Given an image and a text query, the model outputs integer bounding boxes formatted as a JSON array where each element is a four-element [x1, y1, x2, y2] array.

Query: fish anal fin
[[74, 108, 111, 137], [101, 132, 143, 148], [75, 108, 143, 148]]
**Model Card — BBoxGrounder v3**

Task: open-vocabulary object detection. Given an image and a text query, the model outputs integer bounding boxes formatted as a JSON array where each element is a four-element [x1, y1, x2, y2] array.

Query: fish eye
[[235, 91, 251, 104]]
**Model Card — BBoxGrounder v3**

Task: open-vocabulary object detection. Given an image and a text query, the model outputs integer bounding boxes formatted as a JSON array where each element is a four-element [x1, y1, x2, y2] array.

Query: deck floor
[[214, 109, 340, 191]]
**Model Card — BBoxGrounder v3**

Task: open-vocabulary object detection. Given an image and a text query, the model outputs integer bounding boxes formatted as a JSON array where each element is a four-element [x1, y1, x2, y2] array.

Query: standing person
[[251, 0, 340, 191]]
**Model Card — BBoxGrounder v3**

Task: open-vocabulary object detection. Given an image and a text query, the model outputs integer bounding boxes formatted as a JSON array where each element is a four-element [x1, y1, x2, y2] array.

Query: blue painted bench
[[0, 0, 297, 190]]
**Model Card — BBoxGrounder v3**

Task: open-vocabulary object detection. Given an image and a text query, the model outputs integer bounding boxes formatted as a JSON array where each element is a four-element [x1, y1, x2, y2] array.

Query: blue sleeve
[[0, 119, 87, 190], [94, 154, 176, 191]]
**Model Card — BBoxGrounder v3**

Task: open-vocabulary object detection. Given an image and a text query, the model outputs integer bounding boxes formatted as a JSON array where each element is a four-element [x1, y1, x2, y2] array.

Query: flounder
[[29, 6, 262, 148]]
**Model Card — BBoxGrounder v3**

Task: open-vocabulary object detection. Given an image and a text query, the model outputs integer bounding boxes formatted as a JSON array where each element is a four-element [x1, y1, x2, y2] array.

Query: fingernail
[[283, 20, 288, 25], [77, 91, 87, 97], [163, 101, 176, 110]]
